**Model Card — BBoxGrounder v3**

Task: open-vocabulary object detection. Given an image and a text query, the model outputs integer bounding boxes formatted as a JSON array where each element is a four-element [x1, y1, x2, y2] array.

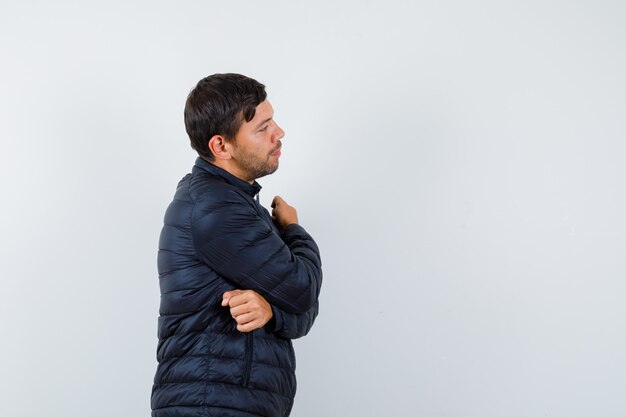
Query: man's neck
[[204, 157, 254, 184]]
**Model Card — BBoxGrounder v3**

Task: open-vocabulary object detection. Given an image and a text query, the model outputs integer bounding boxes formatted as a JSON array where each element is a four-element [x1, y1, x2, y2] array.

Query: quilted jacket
[[151, 158, 322, 417]]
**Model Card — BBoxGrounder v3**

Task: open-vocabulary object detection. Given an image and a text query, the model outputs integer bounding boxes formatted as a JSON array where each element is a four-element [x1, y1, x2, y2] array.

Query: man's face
[[230, 100, 285, 182]]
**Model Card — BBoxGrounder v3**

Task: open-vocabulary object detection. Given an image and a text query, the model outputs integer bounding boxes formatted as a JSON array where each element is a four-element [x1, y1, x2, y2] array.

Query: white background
[[1, 1, 625, 416]]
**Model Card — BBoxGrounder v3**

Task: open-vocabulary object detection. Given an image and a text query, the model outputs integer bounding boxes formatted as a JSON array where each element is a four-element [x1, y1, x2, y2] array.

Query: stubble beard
[[236, 144, 281, 182]]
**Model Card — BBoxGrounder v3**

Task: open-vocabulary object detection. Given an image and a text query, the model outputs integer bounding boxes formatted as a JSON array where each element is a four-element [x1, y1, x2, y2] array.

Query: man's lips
[[270, 146, 282, 157]]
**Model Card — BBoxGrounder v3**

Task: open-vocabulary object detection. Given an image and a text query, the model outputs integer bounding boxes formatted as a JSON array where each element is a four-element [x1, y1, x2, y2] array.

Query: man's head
[[185, 73, 285, 182]]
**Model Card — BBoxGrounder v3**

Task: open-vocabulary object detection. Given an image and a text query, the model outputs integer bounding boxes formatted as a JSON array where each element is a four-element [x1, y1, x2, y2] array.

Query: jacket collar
[[192, 157, 262, 197]]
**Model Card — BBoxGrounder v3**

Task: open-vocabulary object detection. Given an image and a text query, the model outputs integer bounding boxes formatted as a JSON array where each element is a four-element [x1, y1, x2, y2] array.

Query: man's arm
[[218, 197, 321, 337], [222, 289, 319, 339], [192, 191, 322, 314], [268, 197, 320, 338], [270, 301, 319, 339]]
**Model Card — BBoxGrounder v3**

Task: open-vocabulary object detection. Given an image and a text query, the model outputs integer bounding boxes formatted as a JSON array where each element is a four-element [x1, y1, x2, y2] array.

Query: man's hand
[[221, 289, 273, 333], [271, 196, 298, 230]]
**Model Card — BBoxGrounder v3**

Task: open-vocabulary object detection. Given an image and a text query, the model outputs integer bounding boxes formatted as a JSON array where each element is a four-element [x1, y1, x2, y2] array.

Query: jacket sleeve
[[192, 190, 322, 314], [269, 301, 319, 340]]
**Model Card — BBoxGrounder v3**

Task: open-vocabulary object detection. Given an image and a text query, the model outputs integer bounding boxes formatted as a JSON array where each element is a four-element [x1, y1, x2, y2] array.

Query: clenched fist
[[271, 196, 298, 230], [221, 289, 273, 333]]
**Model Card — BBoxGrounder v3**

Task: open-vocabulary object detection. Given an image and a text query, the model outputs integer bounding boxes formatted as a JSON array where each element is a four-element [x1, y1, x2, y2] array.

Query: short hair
[[184, 73, 267, 160]]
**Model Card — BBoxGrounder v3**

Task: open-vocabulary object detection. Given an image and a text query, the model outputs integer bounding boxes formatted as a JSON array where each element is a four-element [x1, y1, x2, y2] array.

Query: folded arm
[[222, 289, 319, 339], [193, 190, 322, 314]]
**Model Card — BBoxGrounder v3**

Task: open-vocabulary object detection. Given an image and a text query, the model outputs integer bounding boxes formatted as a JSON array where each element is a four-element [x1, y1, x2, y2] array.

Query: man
[[151, 73, 323, 417]]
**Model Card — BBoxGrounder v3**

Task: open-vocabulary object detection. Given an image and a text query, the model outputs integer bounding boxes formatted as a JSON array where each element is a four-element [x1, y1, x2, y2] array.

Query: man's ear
[[208, 135, 232, 160]]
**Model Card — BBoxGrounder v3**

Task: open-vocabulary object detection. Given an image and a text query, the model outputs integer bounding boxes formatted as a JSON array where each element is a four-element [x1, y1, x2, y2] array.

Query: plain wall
[[1, 1, 625, 416]]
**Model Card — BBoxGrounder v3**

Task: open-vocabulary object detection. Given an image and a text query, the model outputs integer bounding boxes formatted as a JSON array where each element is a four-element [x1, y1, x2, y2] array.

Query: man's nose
[[274, 123, 285, 141]]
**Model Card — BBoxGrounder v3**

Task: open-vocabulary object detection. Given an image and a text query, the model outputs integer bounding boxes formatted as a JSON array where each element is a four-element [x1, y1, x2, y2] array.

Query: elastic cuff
[[269, 305, 283, 333]]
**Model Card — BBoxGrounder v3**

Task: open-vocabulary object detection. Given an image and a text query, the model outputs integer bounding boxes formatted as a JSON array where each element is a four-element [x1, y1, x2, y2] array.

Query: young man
[[151, 74, 323, 417]]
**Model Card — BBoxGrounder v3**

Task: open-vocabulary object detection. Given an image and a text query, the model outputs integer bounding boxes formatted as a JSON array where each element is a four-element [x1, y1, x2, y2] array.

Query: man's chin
[[251, 163, 279, 181], [265, 163, 279, 177]]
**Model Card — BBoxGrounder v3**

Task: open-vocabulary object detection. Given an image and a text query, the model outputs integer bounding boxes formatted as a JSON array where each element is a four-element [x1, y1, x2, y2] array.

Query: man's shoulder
[[186, 170, 254, 209]]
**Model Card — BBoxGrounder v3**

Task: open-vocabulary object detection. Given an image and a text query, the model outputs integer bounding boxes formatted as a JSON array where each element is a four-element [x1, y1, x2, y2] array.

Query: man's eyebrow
[[254, 117, 273, 130]]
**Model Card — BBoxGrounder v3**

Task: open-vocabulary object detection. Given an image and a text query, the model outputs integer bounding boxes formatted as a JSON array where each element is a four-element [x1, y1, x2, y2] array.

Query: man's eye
[[259, 126, 268, 132]]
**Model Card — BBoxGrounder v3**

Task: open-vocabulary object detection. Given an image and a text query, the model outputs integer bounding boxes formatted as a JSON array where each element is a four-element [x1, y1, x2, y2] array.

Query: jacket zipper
[[242, 332, 253, 387]]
